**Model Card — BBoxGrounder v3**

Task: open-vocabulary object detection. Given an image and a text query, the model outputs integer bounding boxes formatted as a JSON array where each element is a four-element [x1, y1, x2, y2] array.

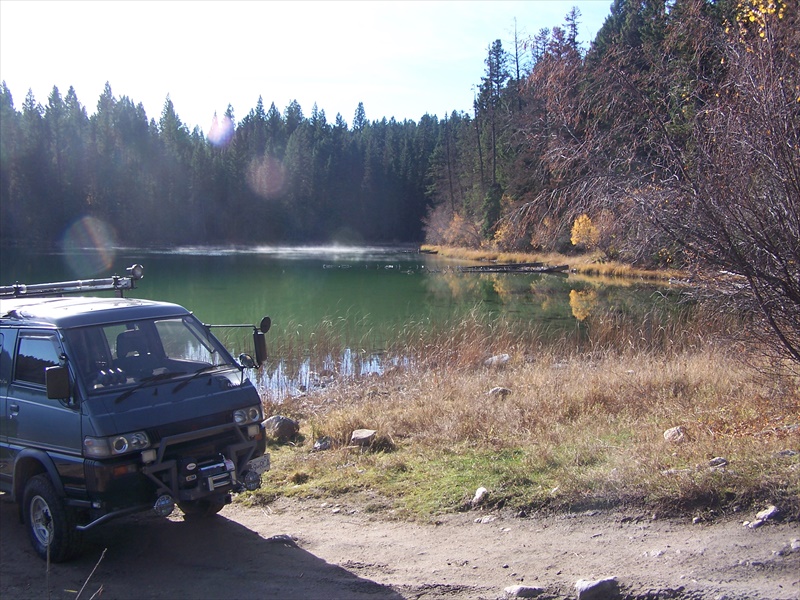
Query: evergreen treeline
[[0, 82, 436, 246], [0, 0, 795, 263]]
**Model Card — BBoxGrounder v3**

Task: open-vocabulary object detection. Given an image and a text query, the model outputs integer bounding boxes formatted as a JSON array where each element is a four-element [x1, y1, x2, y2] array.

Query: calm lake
[[1, 246, 684, 396]]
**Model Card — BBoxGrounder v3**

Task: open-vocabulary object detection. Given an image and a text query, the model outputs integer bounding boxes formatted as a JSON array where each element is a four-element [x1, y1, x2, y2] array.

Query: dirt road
[[1, 495, 798, 599]]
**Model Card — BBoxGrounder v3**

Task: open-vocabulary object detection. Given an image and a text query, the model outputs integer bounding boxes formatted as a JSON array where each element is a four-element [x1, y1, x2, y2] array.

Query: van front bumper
[[78, 422, 268, 530]]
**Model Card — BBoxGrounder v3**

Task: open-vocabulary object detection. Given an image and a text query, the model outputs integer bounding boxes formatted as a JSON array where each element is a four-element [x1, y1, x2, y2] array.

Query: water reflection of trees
[[569, 289, 598, 321], [422, 270, 682, 328]]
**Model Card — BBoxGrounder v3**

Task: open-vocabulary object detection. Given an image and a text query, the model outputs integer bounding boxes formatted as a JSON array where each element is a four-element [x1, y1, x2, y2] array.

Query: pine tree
[[353, 102, 367, 131]]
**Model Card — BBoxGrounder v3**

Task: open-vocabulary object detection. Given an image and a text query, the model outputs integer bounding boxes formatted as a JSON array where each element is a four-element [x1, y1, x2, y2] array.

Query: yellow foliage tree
[[492, 220, 514, 249], [570, 214, 599, 249], [733, 0, 785, 42]]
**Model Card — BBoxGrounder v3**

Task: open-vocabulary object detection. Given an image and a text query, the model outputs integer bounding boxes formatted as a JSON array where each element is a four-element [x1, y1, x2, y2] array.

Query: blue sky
[[0, 1, 612, 133]]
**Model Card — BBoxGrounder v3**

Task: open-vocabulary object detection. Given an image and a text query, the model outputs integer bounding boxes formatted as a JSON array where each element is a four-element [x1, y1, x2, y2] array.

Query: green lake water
[[1, 245, 685, 397]]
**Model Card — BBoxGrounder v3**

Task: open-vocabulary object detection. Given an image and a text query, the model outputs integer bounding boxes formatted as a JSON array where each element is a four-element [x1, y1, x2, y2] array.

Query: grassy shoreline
[[420, 244, 687, 282], [251, 308, 800, 521]]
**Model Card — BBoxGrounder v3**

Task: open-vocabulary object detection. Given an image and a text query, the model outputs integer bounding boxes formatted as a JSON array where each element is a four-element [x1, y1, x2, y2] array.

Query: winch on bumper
[[140, 420, 270, 517]]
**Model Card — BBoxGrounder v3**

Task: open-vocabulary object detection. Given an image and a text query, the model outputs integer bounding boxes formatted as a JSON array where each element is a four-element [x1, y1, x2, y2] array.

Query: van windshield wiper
[[171, 364, 227, 393], [115, 371, 186, 403]]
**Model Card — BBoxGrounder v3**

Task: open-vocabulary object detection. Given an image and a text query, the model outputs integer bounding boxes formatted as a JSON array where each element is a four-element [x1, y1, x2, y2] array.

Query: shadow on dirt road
[[0, 498, 403, 600]]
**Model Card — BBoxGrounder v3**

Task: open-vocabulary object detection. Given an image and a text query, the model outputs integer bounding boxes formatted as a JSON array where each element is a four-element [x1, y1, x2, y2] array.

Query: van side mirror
[[253, 330, 267, 367], [46, 365, 70, 399], [259, 316, 271, 333], [250, 316, 270, 367], [203, 315, 270, 368], [238, 353, 257, 369]]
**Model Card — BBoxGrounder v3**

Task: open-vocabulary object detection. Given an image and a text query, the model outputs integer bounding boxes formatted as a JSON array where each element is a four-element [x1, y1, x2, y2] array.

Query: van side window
[[15, 335, 60, 386]]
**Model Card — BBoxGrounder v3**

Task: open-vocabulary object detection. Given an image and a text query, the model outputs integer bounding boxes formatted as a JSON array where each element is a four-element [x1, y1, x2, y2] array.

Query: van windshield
[[63, 315, 237, 394]]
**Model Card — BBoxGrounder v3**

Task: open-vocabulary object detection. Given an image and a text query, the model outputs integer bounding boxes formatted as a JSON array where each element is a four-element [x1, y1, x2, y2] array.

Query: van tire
[[22, 474, 82, 562]]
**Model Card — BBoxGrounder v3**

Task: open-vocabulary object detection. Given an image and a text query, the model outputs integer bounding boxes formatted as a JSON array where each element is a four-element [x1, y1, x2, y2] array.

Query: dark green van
[[0, 266, 270, 561]]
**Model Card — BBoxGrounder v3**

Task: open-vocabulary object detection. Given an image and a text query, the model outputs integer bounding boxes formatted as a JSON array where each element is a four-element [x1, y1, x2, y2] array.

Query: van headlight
[[233, 405, 262, 425], [84, 431, 150, 458]]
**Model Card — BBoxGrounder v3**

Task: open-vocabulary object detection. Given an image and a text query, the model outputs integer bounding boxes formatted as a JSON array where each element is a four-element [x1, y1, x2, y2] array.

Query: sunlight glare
[[61, 215, 118, 276], [206, 113, 235, 147], [246, 156, 286, 200]]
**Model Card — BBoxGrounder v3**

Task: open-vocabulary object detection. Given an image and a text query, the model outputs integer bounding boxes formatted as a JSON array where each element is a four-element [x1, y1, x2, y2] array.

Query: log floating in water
[[457, 263, 569, 274]]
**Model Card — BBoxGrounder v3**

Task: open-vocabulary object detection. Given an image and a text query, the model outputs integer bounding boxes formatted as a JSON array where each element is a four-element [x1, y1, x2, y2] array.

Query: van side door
[[6, 331, 83, 490], [0, 331, 11, 491]]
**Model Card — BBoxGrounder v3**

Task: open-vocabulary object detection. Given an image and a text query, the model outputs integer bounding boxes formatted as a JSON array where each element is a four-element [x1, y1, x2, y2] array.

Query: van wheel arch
[[13, 453, 66, 520]]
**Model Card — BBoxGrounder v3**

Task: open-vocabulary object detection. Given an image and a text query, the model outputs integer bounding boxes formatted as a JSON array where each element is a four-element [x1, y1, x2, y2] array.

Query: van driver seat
[[116, 329, 149, 359]]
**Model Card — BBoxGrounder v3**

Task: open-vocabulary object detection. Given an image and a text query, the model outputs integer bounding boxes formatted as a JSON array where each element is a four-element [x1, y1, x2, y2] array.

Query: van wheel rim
[[30, 495, 53, 546]]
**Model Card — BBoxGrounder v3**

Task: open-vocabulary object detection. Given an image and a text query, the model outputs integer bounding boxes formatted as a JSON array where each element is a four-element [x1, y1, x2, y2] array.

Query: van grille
[[147, 412, 232, 443]]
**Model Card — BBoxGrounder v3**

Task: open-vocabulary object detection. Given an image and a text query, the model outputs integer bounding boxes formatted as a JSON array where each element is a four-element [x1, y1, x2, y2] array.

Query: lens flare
[[61, 215, 118, 276], [246, 156, 286, 199], [207, 114, 234, 147]]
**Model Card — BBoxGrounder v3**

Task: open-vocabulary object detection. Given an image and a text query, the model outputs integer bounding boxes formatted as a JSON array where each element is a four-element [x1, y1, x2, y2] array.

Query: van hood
[[84, 374, 261, 437]]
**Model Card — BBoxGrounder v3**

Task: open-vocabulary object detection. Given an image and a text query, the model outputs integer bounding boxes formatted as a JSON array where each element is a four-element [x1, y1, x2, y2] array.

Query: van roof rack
[[0, 264, 144, 299]]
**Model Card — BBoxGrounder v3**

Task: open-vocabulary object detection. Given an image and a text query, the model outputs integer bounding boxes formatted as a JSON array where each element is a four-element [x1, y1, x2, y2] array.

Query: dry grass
[[254, 307, 800, 519], [421, 244, 686, 282]]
